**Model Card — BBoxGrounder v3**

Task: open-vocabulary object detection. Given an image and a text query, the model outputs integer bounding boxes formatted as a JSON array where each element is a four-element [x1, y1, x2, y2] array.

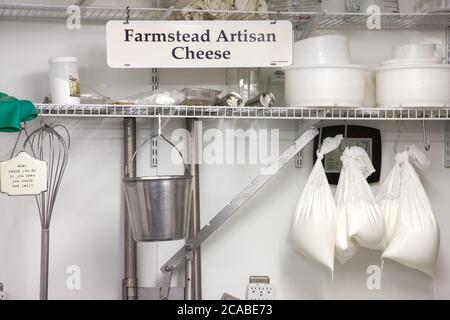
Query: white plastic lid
[[49, 57, 78, 64]]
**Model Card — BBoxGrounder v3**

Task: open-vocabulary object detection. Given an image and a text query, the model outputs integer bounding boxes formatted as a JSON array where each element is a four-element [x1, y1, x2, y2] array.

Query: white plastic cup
[[49, 57, 80, 104]]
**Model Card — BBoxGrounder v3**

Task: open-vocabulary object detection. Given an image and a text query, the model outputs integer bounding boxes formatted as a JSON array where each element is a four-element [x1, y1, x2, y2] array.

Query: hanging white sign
[[106, 20, 293, 68], [0, 152, 47, 196]]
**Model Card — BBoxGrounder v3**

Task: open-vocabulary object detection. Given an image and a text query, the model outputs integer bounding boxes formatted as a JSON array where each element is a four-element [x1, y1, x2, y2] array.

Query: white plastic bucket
[[376, 64, 450, 108], [285, 65, 368, 108]]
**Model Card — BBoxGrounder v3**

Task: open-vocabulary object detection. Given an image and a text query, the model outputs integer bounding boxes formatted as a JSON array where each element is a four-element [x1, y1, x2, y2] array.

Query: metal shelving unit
[[1, 3, 450, 28], [4, 2, 450, 301], [36, 104, 450, 121]]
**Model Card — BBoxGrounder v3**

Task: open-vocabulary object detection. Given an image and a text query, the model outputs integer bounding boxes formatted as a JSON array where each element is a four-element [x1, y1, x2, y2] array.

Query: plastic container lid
[[284, 64, 371, 71], [375, 64, 450, 72], [48, 57, 78, 64]]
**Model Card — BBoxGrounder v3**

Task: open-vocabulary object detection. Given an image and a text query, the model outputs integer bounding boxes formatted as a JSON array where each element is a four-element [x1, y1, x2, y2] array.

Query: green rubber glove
[[0, 92, 37, 132]]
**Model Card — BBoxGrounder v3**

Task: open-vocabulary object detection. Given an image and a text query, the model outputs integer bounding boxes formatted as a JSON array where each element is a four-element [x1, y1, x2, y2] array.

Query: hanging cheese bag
[[335, 146, 386, 264], [290, 135, 343, 271], [376, 157, 401, 245], [382, 145, 439, 278]]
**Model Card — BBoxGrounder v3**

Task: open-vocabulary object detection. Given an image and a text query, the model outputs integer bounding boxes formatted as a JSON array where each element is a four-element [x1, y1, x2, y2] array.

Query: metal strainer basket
[[123, 133, 192, 242]]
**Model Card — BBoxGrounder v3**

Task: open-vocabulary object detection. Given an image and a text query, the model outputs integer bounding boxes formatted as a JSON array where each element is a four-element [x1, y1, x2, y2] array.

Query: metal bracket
[[295, 120, 304, 168], [160, 267, 174, 300], [123, 6, 130, 24], [447, 26, 450, 64], [0, 283, 6, 300], [149, 69, 160, 168], [151, 136, 158, 167], [159, 120, 319, 299], [151, 68, 160, 91], [446, 121, 450, 168], [270, 10, 280, 24]]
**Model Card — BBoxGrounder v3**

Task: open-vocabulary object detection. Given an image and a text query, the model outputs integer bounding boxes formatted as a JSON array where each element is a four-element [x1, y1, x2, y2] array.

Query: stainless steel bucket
[[123, 175, 192, 242]]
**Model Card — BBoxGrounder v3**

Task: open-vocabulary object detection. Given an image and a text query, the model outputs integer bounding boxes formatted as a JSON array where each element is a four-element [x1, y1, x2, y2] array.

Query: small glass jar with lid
[[225, 68, 261, 104], [266, 70, 285, 107]]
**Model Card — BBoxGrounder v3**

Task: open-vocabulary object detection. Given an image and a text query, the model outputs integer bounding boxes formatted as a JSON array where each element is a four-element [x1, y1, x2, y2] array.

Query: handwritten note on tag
[[0, 152, 47, 196]]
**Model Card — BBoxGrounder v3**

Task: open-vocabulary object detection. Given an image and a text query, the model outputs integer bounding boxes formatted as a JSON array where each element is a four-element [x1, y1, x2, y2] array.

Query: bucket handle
[[126, 132, 189, 178]]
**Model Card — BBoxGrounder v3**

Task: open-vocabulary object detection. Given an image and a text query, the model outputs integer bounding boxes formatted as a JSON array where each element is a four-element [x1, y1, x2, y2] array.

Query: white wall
[[1, 10, 450, 300]]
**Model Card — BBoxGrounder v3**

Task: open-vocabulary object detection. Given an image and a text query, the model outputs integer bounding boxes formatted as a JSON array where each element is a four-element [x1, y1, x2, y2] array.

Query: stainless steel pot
[[123, 175, 192, 241]]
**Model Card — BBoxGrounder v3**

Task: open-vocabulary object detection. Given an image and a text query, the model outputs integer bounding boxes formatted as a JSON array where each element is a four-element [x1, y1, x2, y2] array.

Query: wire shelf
[[35, 104, 450, 121], [0, 3, 273, 22], [1, 3, 450, 28], [0, 3, 161, 21]]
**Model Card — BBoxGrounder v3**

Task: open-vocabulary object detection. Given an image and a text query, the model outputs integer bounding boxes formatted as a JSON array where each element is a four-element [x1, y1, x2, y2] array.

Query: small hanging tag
[[0, 152, 47, 196]]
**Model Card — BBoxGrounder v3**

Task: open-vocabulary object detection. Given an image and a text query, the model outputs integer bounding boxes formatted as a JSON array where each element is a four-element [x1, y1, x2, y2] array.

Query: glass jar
[[267, 70, 285, 107], [225, 68, 260, 103]]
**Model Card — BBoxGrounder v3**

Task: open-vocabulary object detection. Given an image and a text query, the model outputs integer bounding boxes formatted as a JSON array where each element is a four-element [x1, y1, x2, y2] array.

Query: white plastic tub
[[376, 64, 450, 108], [285, 65, 368, 108]]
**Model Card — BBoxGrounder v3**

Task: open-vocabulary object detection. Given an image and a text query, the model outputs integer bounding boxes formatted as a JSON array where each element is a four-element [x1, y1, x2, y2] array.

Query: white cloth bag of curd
[[382, 145, 439, 278], [335, 146, 386, 264], [376, 156, 402, 245], [290, 134, 343, 271]]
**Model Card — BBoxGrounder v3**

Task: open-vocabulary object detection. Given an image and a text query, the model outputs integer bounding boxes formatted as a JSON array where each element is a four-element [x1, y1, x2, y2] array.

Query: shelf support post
[[185, 119, 202, 300], [123, 117, 138, 300]]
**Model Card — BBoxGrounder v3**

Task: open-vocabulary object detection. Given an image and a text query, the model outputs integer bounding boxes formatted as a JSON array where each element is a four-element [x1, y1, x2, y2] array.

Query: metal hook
[[126, 114, 188, 177], [394, 120, 404, 154], [317, 120, 323, 151], [124, 6, 130, 24], [39, 116, 53, 129], [10, 126, 24, 159], [422, 120, 431, 152], [271, 10, 280, 24], [10, 122, 38, 159], [344, 122, 348, 148]]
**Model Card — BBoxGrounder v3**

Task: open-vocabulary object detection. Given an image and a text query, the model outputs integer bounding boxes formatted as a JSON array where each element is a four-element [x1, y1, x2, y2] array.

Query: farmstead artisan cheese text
[[106, 20, 292, 67], [123, 28, 277, 60]]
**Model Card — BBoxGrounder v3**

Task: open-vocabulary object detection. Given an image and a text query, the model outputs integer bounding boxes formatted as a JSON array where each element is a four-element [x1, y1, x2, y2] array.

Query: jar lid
[[260, 92, 275, 107], [274, 70, 284, 76], [49, 57, 78, 64]]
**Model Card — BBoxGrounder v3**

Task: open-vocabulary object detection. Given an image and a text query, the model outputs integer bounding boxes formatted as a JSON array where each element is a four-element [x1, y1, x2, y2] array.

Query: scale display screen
[[324, 138, 373, 173]]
